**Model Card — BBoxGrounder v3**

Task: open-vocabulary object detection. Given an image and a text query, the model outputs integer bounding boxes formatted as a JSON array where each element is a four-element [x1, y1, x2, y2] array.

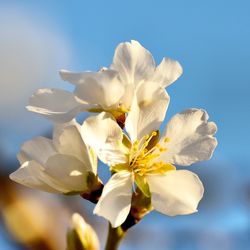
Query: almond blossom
[[81, 96, 217, 227], [27, 40, 182, 123], [10, 120, 100, 194]]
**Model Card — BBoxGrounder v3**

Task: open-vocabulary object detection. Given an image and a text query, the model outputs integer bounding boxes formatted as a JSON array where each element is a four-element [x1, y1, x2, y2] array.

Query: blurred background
[[0, 0, 250, 249]]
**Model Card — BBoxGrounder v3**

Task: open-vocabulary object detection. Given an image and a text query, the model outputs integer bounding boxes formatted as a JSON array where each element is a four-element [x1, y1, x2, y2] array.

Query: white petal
[[81, 112, 127, 165], [152, 57, 183, 88], [119, 83, 135, 110], [126, 87, 170, 142], [17, 137, 56, 165], [53, 118, 81, 137], [10, 161, 62, 193], [147, 170, 204, 216], [63, 69, 125, 109], [111, 40, 155, 86], [60, 69, 89, 85], [135, 78, 169, 106], [26, 88, 86, 123], [160, 109, 218, 166], [45, 154, 89, 192], [60, 68, 115, 85], [53, 121, 96, 173], [94, 171, 132, 227]]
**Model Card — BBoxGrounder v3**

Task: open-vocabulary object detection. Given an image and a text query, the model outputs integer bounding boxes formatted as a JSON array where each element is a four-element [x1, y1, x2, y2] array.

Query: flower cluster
[[10, 40, 217, 229]]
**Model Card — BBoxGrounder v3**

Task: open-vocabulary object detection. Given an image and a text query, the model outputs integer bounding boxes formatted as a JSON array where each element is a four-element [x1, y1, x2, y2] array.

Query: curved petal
[[119, 83, 135, 110], [17, 137, 56, 165], [147, 170, 204, 216], [60, 68, 116, 85], [11, 155, 91, 194], [126, 87, 170, 142], [64, 69, 125, 109], [111, 40, 155, 86], [152, 57, 183, 88], [45, 154, 89, 192], [53, 121, 96, 173], [53, 119, 81, 138], [9, 161, 62, 193], [81, 112, 127, 165], [60, 69, 90, 85], [160, 109, 218, 166], [135, 80, 159, 106], [26, 88, 86, 123], [94, 171, 132, 227]]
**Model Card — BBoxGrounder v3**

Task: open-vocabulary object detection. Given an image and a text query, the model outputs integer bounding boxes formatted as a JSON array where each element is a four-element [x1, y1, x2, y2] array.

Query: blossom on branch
[[10, 120, 101, 195], [81, 97, 217, 227], [26, 40, 182, 123]]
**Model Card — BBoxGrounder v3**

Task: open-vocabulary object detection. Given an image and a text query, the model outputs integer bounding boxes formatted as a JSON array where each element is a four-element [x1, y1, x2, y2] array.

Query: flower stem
[[104, 223, 126, 250]]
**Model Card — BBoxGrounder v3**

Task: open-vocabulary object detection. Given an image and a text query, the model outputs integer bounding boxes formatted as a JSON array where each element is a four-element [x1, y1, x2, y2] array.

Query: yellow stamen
[[128, 133, 174, 177]]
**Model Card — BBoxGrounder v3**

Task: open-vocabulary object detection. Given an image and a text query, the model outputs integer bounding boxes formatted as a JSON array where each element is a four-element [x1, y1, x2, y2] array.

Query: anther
[[151, 131, 157, 136], [164, 137, 170, 143], [134, 140, 139, 145], [159, 148, 167, 152]]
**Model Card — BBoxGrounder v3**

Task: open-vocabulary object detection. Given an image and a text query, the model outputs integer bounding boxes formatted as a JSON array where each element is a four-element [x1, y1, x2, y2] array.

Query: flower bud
[[67, 213, 99, 250]]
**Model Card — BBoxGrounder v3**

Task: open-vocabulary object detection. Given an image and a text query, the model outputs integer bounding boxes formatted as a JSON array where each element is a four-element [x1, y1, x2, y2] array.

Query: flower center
[[129, 132, 175, 177]]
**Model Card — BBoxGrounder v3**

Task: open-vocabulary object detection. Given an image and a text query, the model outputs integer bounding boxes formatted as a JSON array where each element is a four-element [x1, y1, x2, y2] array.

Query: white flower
[[10, 120, 99, 194], [81, 97, 217, 227], [27, 40, 182, 123]]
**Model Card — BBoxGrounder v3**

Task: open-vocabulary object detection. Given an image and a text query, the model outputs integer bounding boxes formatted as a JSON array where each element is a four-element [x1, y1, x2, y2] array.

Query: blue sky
[[0, 1, 250, 249]]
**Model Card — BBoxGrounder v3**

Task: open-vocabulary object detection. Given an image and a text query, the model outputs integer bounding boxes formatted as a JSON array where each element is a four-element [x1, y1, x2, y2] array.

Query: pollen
[[164, 137, 170, 143], [156, 143, 167, 152], [159, 148, 167, 152]]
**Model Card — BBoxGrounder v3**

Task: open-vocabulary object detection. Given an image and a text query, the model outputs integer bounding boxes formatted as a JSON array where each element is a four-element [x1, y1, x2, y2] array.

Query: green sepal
[[86, 171, 100, 190], [132, 187, 152, 212], [134, 175, 151, 198]]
